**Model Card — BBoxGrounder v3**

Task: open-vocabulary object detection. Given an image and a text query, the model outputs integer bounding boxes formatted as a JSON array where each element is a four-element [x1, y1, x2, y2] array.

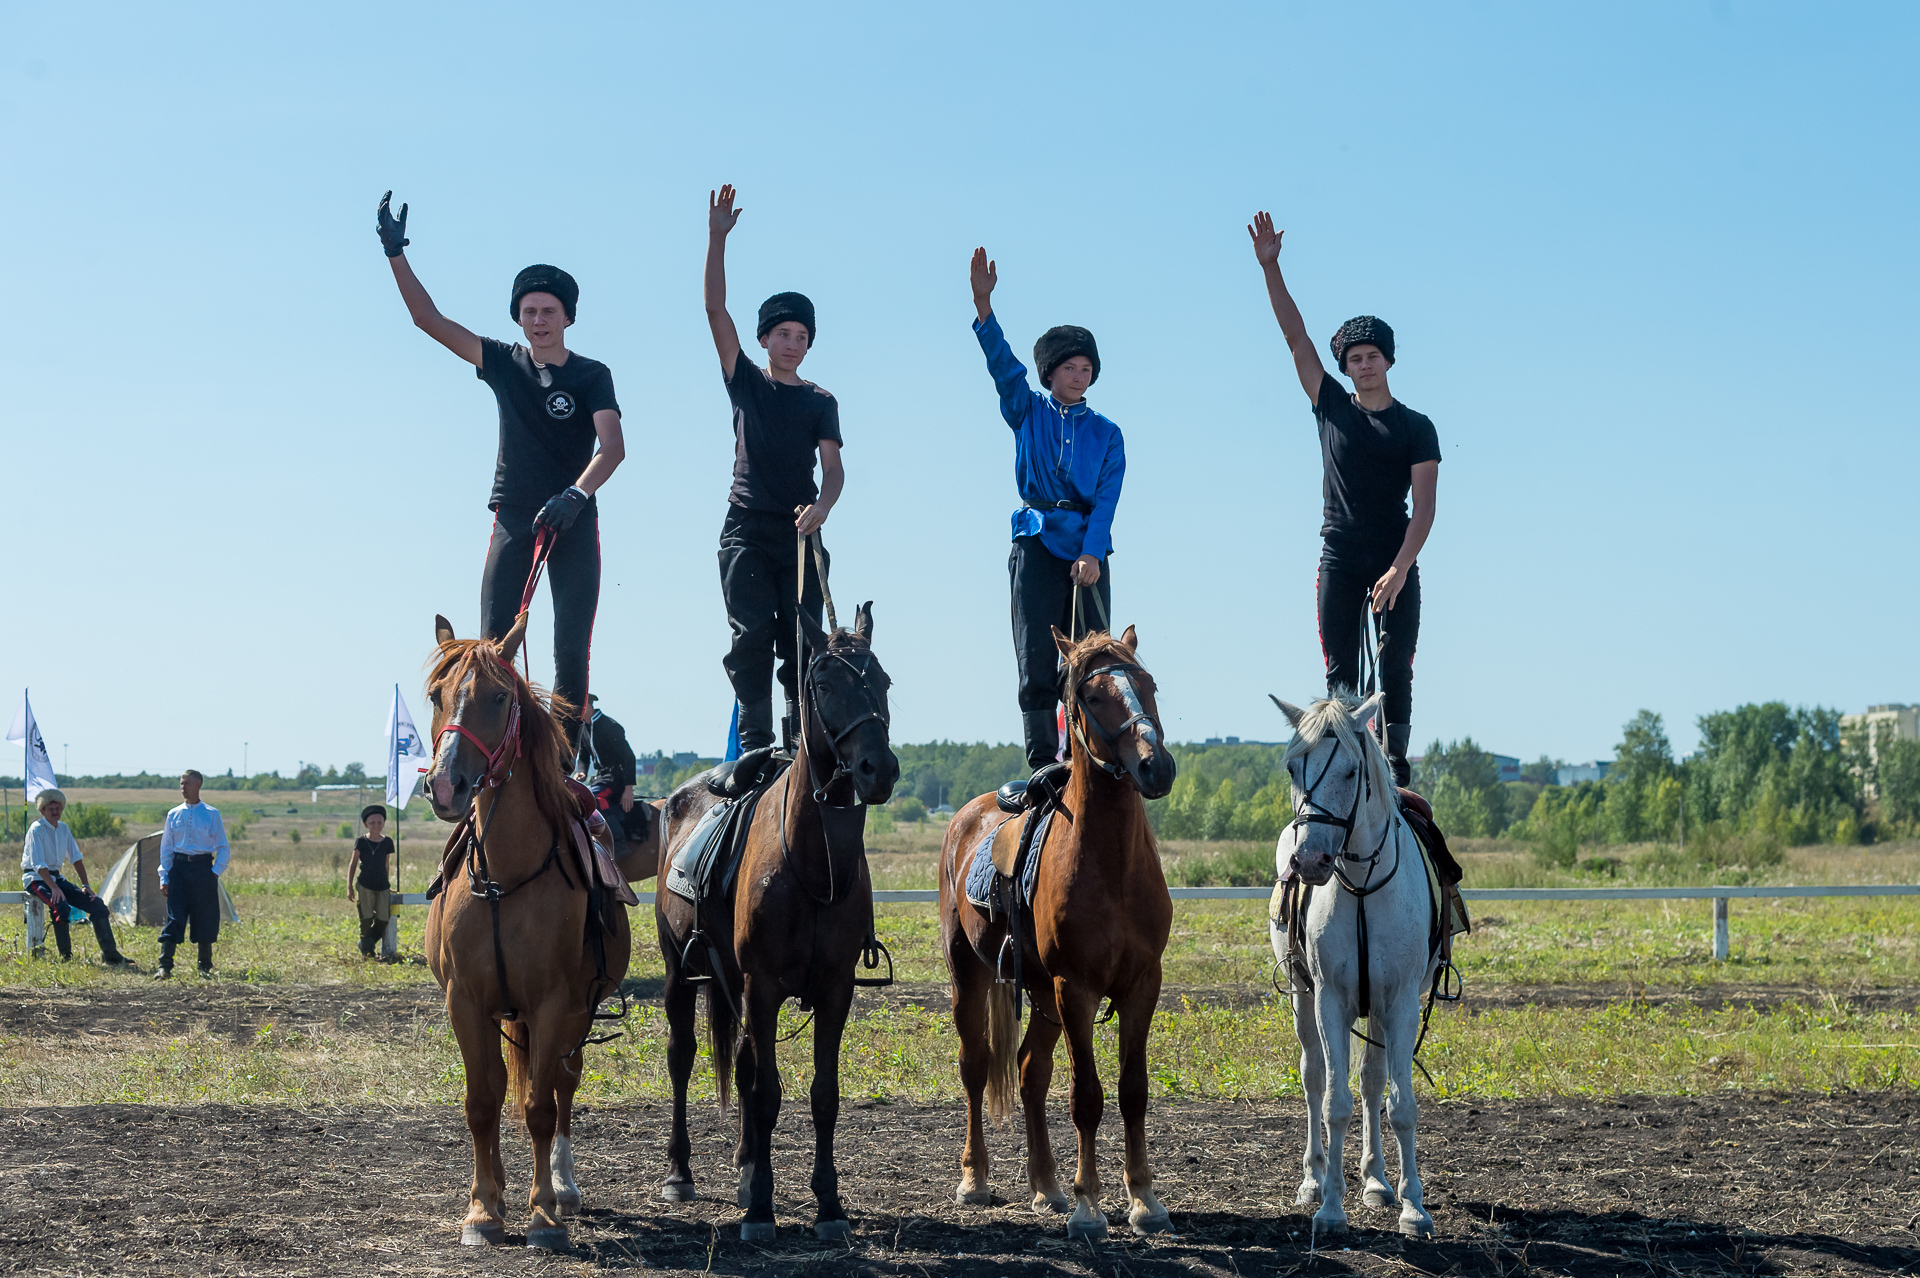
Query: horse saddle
[[962, 805, 1055, 916], [665, 761, 786, 904], [563, 778, 640, 907], [995, 761, 1070, 815], [706, 745, 786, 799]]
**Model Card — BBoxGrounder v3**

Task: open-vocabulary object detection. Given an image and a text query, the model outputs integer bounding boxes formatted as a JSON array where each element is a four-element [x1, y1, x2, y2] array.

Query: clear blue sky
[[3, 2, 1914, 780]]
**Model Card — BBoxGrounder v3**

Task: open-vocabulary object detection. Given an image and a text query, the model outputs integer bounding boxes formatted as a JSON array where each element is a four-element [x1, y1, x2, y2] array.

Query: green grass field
[[5, 805, 1917, 1108]]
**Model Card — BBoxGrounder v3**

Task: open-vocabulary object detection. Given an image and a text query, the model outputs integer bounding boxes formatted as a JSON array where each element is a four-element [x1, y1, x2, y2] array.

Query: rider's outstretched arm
[[378, 192, 482, 367], [705, 185, 745, 376], [969, 247, 1037, 428], [1247, 211, 1326, 402]]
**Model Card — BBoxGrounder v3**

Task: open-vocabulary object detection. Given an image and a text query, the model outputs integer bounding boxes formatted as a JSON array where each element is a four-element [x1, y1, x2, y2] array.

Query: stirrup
[[853, 934, 895, 988]]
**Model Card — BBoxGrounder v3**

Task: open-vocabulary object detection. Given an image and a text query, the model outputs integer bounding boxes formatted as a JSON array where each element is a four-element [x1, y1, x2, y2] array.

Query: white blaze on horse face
[[1290, 736, 1359, 869]]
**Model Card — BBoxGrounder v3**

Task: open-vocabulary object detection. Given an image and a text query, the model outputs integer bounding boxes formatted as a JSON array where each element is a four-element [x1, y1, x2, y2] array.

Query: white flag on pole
[[386, 684, 430, 810], [6, 690, 59, 802]]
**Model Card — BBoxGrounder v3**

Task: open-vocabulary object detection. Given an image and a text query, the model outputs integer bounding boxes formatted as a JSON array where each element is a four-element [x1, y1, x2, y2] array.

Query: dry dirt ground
[[3, 1090, 1918, 1276]]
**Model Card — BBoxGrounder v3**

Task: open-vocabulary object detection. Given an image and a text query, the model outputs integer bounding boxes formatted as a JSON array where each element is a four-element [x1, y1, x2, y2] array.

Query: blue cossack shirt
[[973, 313, 1125, 563]]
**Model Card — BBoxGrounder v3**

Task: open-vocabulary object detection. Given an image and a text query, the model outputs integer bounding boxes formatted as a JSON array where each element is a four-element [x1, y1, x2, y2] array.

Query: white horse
[[1268, 691, 1437, 1238]]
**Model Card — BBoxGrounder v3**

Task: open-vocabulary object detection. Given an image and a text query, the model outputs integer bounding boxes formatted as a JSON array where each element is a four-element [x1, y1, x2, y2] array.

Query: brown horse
[[422, 612, 632, 1250], [656, 604, 899, 1241], [939, 625, 1177, 1240]]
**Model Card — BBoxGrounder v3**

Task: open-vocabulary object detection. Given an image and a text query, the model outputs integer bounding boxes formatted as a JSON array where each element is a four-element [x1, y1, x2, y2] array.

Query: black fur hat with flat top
[[1330, 315, 1395, 369], [1034, 325, 1100, 390]]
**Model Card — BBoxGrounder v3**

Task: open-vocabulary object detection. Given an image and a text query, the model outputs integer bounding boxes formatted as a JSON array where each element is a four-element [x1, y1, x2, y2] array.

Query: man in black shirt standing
[[704, 184, 845, 753], [377, 192, 625, 751], [1248, 212, 1440, 788]]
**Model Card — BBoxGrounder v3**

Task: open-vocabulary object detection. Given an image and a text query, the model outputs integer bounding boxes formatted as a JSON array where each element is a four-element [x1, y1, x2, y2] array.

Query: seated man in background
[[576, 694, 640, 845], [21, 789, 131, 967]]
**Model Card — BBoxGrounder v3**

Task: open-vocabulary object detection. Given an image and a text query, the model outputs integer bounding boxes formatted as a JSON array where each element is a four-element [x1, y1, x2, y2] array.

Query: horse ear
[[855, 601, 874, 643], [1270, 695, 1307, 730], [1350, 691, 1385, 737], [1052, 625, 1075, 660], [799, 606, 831, 655], [500, 610, 531, 665], [435, 614, 456, 646], [1121, 624, 1138, 651]]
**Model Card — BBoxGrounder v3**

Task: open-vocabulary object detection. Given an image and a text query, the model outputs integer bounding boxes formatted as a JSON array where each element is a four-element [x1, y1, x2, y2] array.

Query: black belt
[[177, 853, 214, 864], [1024, 498, 1093, 515]]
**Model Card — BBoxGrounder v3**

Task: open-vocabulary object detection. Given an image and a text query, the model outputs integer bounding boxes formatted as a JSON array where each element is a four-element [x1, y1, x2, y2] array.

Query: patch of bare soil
[[1, 1092, 1916, 1276], [0, 980, 448, 1044]]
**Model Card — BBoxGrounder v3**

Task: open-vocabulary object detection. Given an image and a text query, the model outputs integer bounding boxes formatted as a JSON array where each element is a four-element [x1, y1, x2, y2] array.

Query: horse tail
[[985, 981, 1021, 1127], [504, 1022, 531, 1130], [705, 985, 736, 1118]]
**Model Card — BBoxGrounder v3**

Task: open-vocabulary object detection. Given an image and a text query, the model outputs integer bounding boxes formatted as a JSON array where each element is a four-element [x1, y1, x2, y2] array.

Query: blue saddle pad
[[962, 809, 1054, 914], [664, 766, 782, 903]]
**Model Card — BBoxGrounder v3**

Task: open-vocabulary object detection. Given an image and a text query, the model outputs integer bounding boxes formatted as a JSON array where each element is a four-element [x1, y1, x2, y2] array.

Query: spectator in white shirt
[[155, 770, 230, 980], [21, 789, 130, 966]]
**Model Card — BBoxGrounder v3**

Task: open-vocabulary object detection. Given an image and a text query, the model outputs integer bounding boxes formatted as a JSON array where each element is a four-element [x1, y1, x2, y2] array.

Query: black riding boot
[[780, 694, 800, 755], [737, 698, 776, 753], [197, 941, 214, 976], [1386, 723, 1413, 791], [51, 916, 73, 961], [1022, 709, 1061, 771], [156, 939, 177, 979], [358, 918, 378, 957]]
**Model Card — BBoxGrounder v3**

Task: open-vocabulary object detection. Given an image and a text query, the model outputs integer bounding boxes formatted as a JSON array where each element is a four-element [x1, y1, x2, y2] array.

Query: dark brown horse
[[656, 604, 899, 1241], [939, 625, 1176, 1240], [422, 613, 632, 1250]]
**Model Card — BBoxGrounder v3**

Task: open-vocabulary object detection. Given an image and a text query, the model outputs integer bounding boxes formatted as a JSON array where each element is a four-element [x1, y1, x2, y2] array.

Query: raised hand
[[709, 184, 742, 238], [377, 190, 410, 258], [970, 247, 997, 303], [1247, 211, 1282, 267]]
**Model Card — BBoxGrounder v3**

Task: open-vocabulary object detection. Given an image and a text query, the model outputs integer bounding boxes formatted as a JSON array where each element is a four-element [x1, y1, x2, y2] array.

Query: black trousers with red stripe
[[1317, 541, 1420, 728], [482, 505, 599, 749]]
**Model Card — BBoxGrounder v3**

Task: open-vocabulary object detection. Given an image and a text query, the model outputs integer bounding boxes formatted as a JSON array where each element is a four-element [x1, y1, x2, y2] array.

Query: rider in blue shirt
[[970, 248, 1127, 771]]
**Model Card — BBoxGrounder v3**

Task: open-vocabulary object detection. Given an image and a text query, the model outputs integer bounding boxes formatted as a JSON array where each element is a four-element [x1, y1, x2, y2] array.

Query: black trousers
[[1010, 536, 1112, 768], [718, 507, 827, 751], [482, 506, 599, 748], [26, 875, 121, 961], [1317, 542, 1420, 729], [159, 856, 222, 951]]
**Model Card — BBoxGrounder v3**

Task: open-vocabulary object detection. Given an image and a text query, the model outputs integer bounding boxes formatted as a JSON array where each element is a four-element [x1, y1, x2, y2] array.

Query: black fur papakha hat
[[360, 804, 387, 824], [1330, 315, 1395, 370], [757, 292, 816, 342], [1034, 325, 1100, 390], [511, 265, 579, 322]]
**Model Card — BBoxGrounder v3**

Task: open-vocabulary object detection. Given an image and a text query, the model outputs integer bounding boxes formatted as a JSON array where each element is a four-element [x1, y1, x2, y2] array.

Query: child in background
[[346, 805, 395, 960]]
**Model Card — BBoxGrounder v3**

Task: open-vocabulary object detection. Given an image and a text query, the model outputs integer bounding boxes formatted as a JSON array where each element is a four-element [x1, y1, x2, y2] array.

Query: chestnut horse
[[422, 613, 631, 1250], [939, 626, 1177, 1240], [656, 604, 899, 1241]]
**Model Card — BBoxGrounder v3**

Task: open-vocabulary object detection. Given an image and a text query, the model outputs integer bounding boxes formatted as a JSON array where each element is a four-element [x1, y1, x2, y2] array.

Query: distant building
[[1555, 761, 1612, 786], [671, 751, 701, 769], [1840, 704, 1918, 795], [1199, 736, 1279, 747], [1492, 754, 1521, 784]]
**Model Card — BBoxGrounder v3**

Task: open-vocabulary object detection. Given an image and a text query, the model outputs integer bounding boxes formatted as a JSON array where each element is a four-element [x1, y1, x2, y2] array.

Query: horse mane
[[1283, 692, 1396, 808], [1060, 630, 1150, 689], [428, 638, 580, 830]]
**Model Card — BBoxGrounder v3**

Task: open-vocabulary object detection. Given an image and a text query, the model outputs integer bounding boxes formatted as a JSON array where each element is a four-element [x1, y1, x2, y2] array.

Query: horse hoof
[[525, 1226, 571, 1251], [460, 1221, 506, 1246], [1400, 1214, 1435, 1238], [1033, 1192, 1071, 1214], [1067, 1215, 1109, 1242], [1364, 1188, 1397, 1209], [1295, 1184, 1322, 1206], [661, 1181, 698, 1203], [740, 1220, 777, 1242], [814, 1219, 853, 1241], [555, 1191, 583, 1216], [955, 1186, 993, 1207], [1312, 1215, 1349, 1236], [1130, 1209, 1173, 1236]]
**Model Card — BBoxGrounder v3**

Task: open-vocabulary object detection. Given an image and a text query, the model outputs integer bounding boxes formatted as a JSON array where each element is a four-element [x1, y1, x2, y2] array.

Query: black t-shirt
[[354, 836, 394, 891], [477, 338, 620, 512], [1314, 372, 1441, 551], [724, 348, 842, 512], [580, 711, 637, 791]]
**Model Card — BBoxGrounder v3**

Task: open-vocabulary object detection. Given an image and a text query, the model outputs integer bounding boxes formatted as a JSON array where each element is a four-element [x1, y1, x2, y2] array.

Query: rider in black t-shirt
[[377, 192, 625, 752], [703, 184, 845, 753], [1248, 212, 1441, 788]]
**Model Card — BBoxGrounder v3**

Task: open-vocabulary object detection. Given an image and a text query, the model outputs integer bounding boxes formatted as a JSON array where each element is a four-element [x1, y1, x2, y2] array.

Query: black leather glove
[[533, 487, 588, 534], [376, 190, 410, 258]]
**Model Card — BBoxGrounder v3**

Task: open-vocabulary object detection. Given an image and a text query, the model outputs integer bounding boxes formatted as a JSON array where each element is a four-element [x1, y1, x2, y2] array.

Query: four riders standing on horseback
[[375, 189, 1451, 1246]]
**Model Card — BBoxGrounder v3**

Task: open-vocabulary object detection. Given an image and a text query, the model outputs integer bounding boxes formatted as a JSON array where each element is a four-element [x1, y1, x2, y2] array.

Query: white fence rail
[[13, 883, 1916, 962]]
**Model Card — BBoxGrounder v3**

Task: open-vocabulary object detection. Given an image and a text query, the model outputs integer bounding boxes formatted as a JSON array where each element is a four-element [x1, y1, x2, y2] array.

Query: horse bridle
[[1069, 661, 1162, 779], [1289, 736, 1395, 884], [801, 644, 890, 807], [434, 660, 523, 792]]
